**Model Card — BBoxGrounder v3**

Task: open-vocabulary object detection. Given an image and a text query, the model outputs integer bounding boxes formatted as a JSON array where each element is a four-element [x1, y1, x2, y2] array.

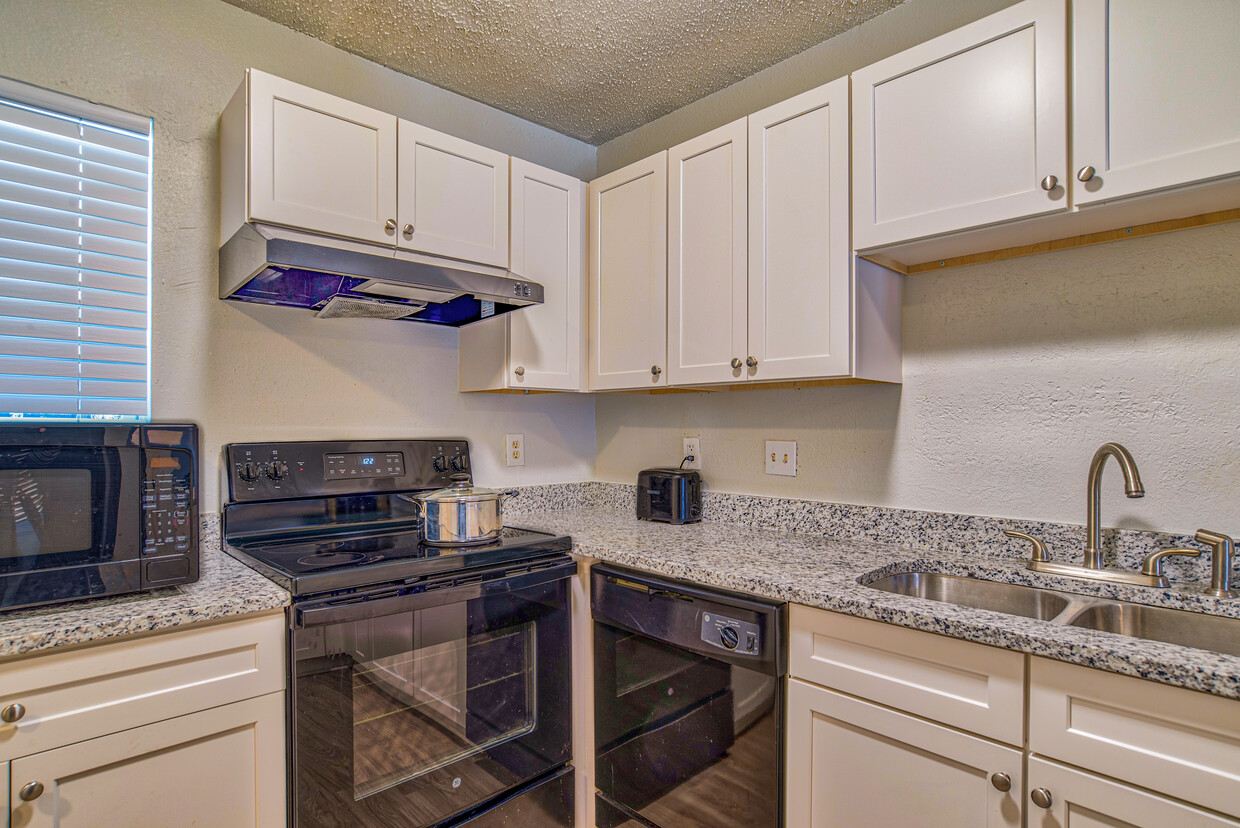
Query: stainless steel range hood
[[218, 223, 543, 327]]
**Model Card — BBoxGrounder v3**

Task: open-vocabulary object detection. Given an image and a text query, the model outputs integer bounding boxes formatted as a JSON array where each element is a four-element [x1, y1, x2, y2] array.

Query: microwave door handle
[[294, 559, 577, 629]]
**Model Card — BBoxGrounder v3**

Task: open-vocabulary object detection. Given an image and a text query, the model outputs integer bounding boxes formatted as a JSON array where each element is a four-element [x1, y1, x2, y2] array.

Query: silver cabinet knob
[[384, 218, 397, 232], [1076, 165, 1096, 182], [746, 356, 757, 368], [1030, 787, 1053, 809], [402, 223, 414, 237], [513, 366, 525, 376], [651, 365, 662, 377], [1, 702, 25, 723], [990, 772, 1011, 792], [19, 781, 44, 802], [730, 358, 742, 370], [1040, 175, 1059, 191]]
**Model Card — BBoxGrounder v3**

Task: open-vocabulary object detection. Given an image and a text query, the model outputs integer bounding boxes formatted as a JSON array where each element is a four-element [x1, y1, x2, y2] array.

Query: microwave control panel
[[141, 448, 195, 558]]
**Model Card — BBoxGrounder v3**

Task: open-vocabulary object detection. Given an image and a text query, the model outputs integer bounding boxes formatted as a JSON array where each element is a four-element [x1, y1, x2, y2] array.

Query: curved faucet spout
[[1085, 442, 1144, 569]]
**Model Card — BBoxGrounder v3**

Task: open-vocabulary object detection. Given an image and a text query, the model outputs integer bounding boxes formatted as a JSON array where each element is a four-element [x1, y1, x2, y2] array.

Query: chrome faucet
[[1084, 442, 1144, 569]]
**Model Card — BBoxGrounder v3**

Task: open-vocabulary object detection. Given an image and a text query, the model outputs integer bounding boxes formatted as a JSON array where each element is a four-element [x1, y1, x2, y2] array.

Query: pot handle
[[395, 493, 426, 516], [499, 489, 519, 516]]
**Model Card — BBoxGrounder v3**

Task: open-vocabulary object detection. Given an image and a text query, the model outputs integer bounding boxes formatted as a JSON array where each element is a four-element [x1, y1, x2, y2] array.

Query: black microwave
[[0, 423, 199, 611]]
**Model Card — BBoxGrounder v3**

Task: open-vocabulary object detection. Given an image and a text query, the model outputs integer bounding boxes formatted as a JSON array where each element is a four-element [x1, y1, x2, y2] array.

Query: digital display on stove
[[323, 451, 405, 479]]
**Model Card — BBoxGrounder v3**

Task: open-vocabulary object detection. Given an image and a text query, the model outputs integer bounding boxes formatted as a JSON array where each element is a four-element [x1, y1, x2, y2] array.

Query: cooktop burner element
[[219, 439, 572, 597]]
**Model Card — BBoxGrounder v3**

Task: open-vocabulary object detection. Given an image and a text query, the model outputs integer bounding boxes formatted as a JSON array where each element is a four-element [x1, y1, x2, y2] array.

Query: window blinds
[[0, 77, 151, 422]]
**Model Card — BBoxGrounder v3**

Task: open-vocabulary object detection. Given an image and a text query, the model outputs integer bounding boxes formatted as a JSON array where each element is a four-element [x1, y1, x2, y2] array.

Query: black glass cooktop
[[224, 525, 571, 597]]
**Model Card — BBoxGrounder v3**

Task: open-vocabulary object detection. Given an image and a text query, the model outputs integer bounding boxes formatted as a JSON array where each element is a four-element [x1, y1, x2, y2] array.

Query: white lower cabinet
[[9, 692, 285, 828], [786, 677, 1022, 827]]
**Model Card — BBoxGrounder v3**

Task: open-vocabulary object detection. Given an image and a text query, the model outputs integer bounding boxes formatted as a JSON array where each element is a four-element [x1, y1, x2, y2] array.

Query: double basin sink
[[865, 571, 1240, 658]]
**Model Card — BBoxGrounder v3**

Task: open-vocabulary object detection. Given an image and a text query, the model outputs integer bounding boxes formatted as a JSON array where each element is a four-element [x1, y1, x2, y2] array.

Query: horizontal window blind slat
[[0, 296, 78, 324], [77, 323, 145, 347], [0, 238, 145, 279], [0, 102, 79, 142], [0, 394, 83, 415], [80, 342, 145, 364], [0, 256, 147, 295], [0, 354, 82, 378], [80, 398, 146, 416], [0, 277, 145, 314], [80, 379, 146, 397], [80, 361, 144, 381], [0, 216, 146, 262], [0, 375, 79, 396], [0, 334, 78, 360], [80, 305, 145, 329], [0, 140, 148, 192], [81, 125, 149, 157], [0, 158, 147, 208], [0, 197, 146, 243], [0, 119, 149, 174], [0, 179, 147, 227], [0, 316, 146, 348]]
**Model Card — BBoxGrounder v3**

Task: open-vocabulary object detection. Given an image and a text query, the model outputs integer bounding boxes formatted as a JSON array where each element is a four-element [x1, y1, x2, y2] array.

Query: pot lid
[[417, 479, 516, 503]]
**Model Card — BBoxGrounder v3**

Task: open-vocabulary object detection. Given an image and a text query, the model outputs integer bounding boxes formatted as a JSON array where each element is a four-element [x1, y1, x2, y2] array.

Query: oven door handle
[[293, 558, 577, 629]]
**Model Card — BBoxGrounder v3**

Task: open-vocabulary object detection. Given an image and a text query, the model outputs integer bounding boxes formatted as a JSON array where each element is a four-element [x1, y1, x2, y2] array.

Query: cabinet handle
[[1030, 787, 1053, 809], [1, 702, 25, 723], [731, 358, 742, 370], [513, 366, 525, 376], [1040, 175, 1058, 191], [651, 365, 662, 377], [990, 772, 1011, 792], [384, 218, 397, 233], [402, 223, 414, 237], [1076, 165, 1096, 182], [18, 781, 44, 802], [746, 356, 758, 368]]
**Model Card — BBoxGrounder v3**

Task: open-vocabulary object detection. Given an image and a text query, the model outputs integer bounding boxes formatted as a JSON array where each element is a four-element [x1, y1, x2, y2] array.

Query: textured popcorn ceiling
[[221, 0, 906, 144]]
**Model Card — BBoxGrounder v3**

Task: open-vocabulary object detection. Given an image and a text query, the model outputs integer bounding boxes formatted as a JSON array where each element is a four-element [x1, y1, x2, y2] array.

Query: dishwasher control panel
[[702, 612, 760, 656]]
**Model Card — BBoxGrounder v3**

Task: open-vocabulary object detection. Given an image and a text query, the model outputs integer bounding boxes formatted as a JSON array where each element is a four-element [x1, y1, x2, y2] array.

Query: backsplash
[[509, 482, 1234, 586]]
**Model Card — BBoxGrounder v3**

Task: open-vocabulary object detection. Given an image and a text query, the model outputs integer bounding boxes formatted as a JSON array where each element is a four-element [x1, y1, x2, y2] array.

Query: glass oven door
[[291, 557, 575, 828]]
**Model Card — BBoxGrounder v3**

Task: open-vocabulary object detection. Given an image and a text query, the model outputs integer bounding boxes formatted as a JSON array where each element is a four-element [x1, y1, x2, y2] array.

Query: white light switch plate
[[682, 437, 701, 470], [506, 433, 525, 467], [765, 440, 796, 476]]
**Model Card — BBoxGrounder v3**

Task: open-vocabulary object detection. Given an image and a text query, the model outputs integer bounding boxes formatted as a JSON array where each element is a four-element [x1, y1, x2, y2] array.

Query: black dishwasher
[[592, 564, 787, 828]]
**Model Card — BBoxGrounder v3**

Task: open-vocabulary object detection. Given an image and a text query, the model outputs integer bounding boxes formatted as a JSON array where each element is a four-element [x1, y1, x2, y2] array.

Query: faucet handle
[[1194, 529, 1236, 598], [1004, 530, 1049, 562], [1140, 547, 1202, 578]]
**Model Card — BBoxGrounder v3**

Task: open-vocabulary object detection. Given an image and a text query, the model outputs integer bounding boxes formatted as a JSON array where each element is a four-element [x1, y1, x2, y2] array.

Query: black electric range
[[220, 439, 576, 828]]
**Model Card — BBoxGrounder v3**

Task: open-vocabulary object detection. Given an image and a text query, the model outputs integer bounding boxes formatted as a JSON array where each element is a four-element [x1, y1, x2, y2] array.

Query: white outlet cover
[[682, 437, 701, 470], [765, 440, 796, 476], [506, 433, 525, 467]]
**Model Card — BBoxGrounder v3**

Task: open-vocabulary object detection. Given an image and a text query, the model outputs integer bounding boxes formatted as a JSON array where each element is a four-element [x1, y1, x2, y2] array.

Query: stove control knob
[[432, 456, 448, 473], [450, 455, 467, 472], [719, 626, 740, 651], [238, 462, 261, 483], [267, 460, 289, 481]]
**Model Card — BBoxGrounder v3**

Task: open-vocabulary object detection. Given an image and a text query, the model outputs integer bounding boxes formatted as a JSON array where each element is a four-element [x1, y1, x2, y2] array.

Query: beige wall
[[0, 0, 598, 509]]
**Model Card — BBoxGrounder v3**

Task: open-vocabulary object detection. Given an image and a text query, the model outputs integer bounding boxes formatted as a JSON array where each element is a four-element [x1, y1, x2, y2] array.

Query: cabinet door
[[1073, 0, 1240, 206], [852, 0, 1067, 251], [588, 153, 669, 390], [9, 692, 286, 828], [397, 121, 509, 267], [1027, 757, 1238, 827], [786, 678, 1022, 828], [748, 78, 851, 381], [508, 158, 587, 391], [246, 69, 398, 246], [667, 118, 747, 386]]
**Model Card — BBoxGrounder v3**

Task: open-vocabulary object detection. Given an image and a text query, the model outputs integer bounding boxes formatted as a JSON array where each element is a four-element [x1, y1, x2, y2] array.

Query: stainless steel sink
[[866, 572, 1072, 620], [1066, 601, 1240, 658]]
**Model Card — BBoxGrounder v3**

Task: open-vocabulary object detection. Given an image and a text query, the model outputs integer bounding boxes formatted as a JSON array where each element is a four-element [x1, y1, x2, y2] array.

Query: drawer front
[[790, 605, 1024, 744], [0, 613, 285, 761], [1029, 657, 1240, 818]]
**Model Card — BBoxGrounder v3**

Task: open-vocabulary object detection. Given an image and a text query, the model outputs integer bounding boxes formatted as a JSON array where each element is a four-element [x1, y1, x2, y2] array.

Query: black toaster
[[637, 468, 702, 524]]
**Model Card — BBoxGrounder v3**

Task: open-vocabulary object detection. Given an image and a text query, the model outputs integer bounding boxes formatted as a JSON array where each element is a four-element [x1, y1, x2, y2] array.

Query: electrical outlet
[[765, 440, 796, 476], [506, 433, 525, 467], [682, 437, 701, 470]]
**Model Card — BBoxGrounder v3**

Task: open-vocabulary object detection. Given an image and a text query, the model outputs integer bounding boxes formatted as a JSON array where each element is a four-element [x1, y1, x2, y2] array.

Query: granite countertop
[[512, 505, 1240, 699], [0, 518, 289, 661]]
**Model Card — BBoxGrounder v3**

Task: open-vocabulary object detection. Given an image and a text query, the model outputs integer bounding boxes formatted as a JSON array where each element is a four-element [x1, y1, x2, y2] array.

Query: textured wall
[[0, 0, 598, 509], [596, 222, 1240, 535]]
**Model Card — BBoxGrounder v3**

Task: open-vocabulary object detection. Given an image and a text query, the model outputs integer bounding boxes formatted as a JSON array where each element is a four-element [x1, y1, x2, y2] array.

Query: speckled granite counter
[[511, 505, 1240, 700], [0, 515, 289, 661]]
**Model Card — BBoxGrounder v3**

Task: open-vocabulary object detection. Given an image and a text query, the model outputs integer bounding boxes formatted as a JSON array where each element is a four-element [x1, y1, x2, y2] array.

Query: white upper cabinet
[[588, 153, 669, 391], [667, 118, 748, 386], [242, 69, 398, 246], [459, 159, 586, 393], [852, 0, 1067, 251], [1072, 0, 1240, 206], [396, 121, 509, 268], [749, 78, 852, 381]]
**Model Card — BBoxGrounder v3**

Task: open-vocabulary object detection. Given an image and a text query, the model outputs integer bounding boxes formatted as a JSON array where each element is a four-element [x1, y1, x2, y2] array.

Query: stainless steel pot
[[402, 479, 519, 546]]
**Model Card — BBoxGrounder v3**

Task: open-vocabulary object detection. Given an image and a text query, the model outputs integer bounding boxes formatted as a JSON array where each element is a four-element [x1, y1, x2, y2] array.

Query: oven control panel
[[225, 440, 469, 502], [701, 612, 761, 656]]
